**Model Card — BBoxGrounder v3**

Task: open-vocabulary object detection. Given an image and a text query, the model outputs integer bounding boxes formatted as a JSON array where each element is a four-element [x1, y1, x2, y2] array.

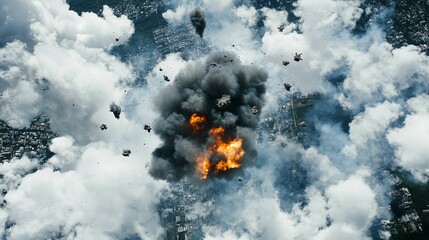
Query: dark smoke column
[[189, 7, 206, 38], [149, 51, 268, 181]]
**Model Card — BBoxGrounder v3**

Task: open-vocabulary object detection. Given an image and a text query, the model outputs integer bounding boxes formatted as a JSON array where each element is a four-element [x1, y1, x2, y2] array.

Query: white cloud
[[349, 101, 401, 146], [162, 6, 186, 23], [203, 0, 232, 11], [234, 6, 258, 27], [387, 95, 429, 181], [0, 157, 38, 193], [5, 140, 166, 239], [325, 171, 377, 231], [261, 7, 291, 32], [0, 0, 167, 239], [340, 44, 428, 110], [0, 0, 135, 143]]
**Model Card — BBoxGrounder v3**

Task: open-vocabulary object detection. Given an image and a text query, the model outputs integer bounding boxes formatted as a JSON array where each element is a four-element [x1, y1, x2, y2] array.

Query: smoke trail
[[190, 7, 206, 38], [149, 51, 268, 181]]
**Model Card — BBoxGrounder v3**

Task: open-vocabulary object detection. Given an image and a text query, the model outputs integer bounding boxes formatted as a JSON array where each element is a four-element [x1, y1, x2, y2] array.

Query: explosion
[[191, 116, 245, 180], [149, 51, 267, 181]]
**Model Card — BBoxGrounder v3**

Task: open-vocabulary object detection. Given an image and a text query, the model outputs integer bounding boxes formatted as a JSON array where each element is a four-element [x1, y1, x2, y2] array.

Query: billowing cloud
[[387, 95, 429, 181], [5, 141, 165, 239], [0, 0, 166, 239], [0, 0, 134, 143], [234, 6, 258, 27], [162, 6, 186, 23]]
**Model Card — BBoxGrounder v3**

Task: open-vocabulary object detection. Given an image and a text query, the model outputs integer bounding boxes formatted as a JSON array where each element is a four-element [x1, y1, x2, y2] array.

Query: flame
[[195, 153, 211, 180], [189, 113, 207, 131], [193, 124, 245, 180]]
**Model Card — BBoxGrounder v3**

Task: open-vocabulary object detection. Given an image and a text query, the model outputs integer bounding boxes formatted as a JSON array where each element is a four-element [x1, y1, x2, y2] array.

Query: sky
[[0, 0, 428, 239]]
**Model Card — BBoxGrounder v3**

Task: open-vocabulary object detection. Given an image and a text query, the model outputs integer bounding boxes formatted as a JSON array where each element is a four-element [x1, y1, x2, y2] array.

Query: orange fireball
[[193, 124, 245, 180], [189, 113, 207, 131]]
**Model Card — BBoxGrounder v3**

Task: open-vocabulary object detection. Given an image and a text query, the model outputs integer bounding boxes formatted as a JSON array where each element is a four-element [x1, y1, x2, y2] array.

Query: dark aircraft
[[144, 125, 152, 133], [122, 149, 131, 157], [294, 53, 303, 62], [284, 83, 291, 91], [282, 61, 290, 66]]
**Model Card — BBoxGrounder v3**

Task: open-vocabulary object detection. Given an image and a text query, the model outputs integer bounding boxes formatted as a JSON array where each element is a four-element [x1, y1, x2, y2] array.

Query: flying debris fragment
[[163, 75, 170, 82], [115, 38, 119, 42], [109, 102, 121, 119], [298, 121, 307, 127], [216, 95, 231, 108], [284, 83, 292, 91], [122, 149, 131, 157], [209, 62, 218, 67], [282, 61, 290, 66], [278, 24, 285, 32], [238, 178, 242, 182], [190, 7, 206, 38], [291, 169, 297, 176], [294, 53, 303, 62], [251, 106, 259, 115], [159, 67, 163, 71], [144, 125, 152, 133], [100, 124, 107, 130]]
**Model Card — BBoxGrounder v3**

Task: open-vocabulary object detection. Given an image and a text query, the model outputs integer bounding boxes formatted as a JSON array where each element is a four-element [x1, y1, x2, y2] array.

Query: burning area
[[149, 51, 268, 181], [193, 124, 245, 180]]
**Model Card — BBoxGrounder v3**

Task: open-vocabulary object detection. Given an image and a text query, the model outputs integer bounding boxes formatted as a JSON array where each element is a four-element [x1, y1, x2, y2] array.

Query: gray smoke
[[149, 51, 268, 181], [110, 102, 121, 119], [189, 7, 206, 38]]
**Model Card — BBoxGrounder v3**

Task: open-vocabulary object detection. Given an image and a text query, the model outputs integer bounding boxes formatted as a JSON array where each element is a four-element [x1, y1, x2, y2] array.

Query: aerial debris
[[144, 125, 152, 133], [294, 53, 303, 62], [298, 121, 307, 127], [110, 102, 121, 119], [238, 178, 242, 182], [159, 67, 163, 71], [163, 75, 170, 82], [100, 124, 107, 130], [278, 24, 285, 32], [216, 95, 231, 108], [284, 83, 292, 91], [190, 7, 206, 38], [122, 149, 131, 157], [115, 38, 119, 42], [251, 106, 259, 115], [282, 61, 290, 66], [209, 62, 218, 67], [291, 169, 297, 176]]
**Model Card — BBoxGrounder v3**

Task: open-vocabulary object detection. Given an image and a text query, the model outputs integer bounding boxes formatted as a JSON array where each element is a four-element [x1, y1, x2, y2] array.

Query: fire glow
[[190, 114, 245, 180], [189, 113, 207, 131]]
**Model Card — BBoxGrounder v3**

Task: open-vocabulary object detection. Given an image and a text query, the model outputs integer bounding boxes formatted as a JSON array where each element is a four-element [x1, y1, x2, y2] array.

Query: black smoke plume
[[110, 102, 121, 119], [149, 51, 268, 181], [189, 7, 206, 38]]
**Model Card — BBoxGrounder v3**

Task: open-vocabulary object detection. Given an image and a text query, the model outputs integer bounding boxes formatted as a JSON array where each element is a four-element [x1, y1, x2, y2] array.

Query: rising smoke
[[149, 51, 268, 181], [189, 7, 206, 38]]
